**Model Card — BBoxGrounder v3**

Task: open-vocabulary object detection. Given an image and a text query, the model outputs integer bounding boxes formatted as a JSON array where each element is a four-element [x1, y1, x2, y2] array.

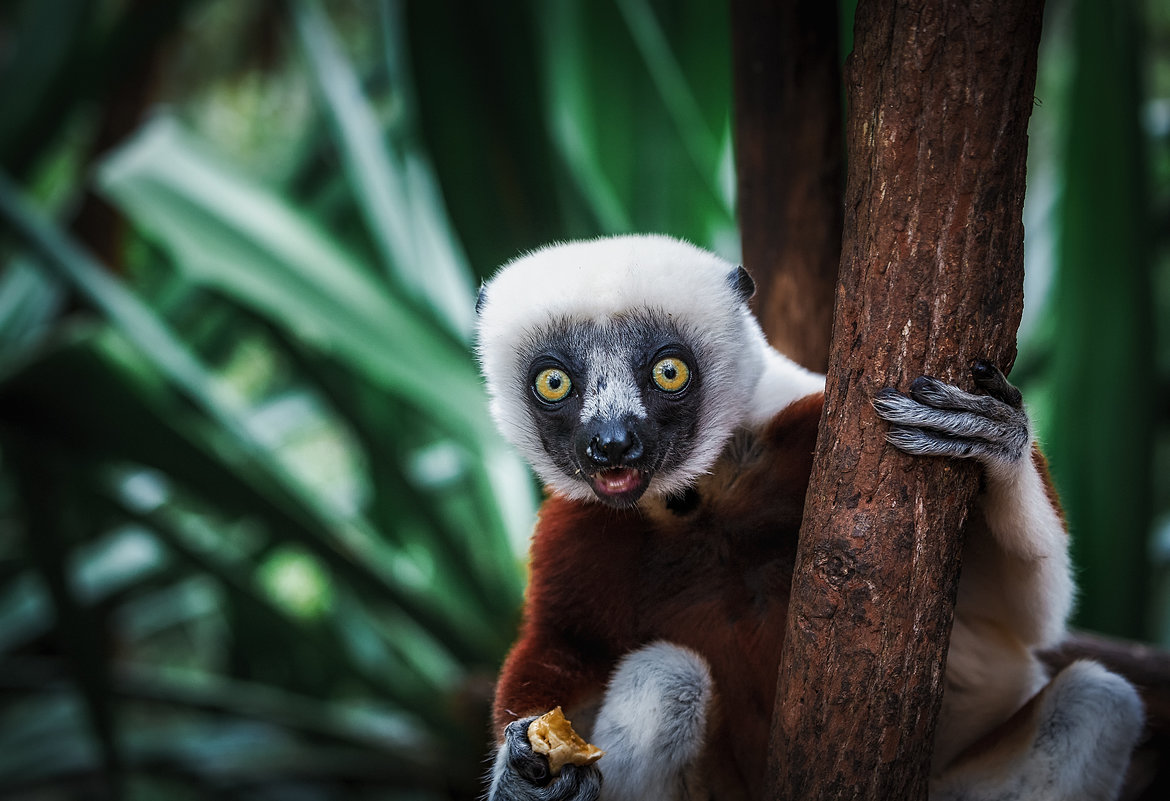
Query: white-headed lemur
[[475, 234, 1143, 801]]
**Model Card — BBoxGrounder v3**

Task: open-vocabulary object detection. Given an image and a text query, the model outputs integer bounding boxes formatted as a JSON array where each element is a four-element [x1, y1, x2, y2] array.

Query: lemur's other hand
[[872, 360, 1029, 470], [489, 717, 602, 801]]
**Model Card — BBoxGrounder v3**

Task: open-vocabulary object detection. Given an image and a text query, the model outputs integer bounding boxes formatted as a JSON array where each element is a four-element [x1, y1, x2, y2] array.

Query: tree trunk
[[730, 0, 842, 373], [767, 1, 1044, 798]]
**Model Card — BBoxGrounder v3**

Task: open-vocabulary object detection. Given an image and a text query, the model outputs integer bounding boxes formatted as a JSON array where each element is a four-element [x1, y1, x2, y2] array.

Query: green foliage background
[[0, 0, 1165, 798]]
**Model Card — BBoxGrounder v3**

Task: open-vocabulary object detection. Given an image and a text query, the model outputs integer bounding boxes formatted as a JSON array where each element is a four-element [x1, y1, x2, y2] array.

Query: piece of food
[[526, 706, 604, 775]]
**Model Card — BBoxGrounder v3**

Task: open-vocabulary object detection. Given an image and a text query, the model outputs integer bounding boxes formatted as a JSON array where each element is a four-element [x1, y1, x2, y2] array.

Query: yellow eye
[[651, 357, 690, 393], [534, 368, 572, 402]]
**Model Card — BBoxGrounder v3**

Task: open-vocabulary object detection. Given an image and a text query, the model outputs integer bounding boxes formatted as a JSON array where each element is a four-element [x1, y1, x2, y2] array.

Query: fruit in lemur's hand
[[527, 707, 604, 775]]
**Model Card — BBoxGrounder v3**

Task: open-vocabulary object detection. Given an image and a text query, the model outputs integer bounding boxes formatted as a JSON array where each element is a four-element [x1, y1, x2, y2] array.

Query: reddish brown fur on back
[[492, 393, 824, 796]]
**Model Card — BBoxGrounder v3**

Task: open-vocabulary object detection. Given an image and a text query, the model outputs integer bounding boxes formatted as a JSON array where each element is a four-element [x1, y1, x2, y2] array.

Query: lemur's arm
[[492, 497, 644, 726], [492, 626, 617, 735], [872, 360, 1073, 649], [964, 444, 1073, 646], [489, 498, 643, 801], [870, 361, 1148, 797], [489, 626, 612, 801], [845, 361, 1143, 801]]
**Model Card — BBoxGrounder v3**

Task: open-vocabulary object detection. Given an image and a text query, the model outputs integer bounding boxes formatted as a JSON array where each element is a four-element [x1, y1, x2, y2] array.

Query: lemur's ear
[[475, 285, 488, 315], [728, 266, 755, 303]]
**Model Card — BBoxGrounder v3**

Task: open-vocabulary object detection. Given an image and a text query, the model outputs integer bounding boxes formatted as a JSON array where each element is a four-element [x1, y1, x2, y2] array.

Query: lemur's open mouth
[[589, 467, 648, 506]]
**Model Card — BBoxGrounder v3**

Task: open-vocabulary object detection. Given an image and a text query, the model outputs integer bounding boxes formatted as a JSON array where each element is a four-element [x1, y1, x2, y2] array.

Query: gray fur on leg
[[590, 641, 714, 801], [931, 661, 1144, 801]]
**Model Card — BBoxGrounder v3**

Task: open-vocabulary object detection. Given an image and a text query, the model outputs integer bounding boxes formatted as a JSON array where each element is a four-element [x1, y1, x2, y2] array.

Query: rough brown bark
[[767, 1, 1044, 798], [730, 0, 842, 373]]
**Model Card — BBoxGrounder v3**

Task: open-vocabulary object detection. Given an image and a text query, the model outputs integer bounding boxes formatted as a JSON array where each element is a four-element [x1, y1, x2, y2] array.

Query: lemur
[[475, 234, 1143, 801]]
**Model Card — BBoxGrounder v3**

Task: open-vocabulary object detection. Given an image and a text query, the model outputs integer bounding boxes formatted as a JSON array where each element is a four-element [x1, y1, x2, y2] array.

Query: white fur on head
[[475, 234, 823, 501]]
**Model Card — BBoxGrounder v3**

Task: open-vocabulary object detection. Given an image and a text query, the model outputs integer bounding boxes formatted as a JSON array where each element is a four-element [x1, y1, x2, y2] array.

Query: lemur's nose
[[583, 420, 643, 466]]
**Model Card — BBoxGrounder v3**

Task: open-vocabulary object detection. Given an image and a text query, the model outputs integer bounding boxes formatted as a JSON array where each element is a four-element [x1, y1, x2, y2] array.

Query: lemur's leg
[[590, 642, 714, 801], [874, 362, 1144, 797], [930, 660, 1143, 801]]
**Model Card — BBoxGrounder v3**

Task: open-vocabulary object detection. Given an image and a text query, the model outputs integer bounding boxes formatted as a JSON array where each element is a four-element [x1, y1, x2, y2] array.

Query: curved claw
[[970, 359, 1022, 409]]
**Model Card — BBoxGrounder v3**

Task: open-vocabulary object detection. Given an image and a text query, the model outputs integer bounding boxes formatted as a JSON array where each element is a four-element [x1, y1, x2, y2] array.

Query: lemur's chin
[[588, 467, 650, 507]]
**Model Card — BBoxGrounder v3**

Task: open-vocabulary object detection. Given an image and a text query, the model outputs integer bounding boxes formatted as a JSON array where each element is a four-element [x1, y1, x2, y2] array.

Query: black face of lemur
[[521, 317, 704, 508]]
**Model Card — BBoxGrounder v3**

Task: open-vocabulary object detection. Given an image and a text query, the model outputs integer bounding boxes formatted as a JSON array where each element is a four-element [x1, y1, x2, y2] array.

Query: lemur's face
[[519, 313, 705, 508], [476, 235, 764, 508]]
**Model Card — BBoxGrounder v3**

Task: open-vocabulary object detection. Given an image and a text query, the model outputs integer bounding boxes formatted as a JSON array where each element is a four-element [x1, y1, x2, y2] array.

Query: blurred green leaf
[[0, 0, 197, 181], [0, 0, 94, 170], [0, 658, 449, 793], [0, 326, 502, 664], [535, 0, 735, 247], [1047, 0, 1154, 639], [290, 0, 476, 339], [613, 0, 728, 211], [6, 434, 124, 790], [403, 0, 580, 269], [91, 110, 527, 616], [93, 119, 491, 443], [0, 255, 64, 356]]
